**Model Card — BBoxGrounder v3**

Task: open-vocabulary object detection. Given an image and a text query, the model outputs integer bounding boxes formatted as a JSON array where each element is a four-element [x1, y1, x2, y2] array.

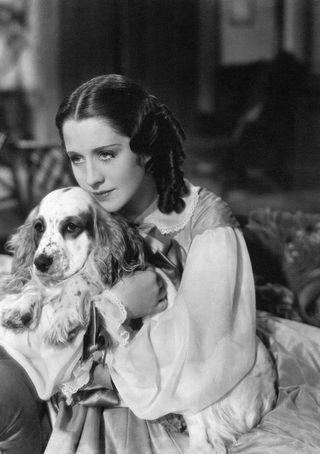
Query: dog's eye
[[34, 221, 45, 233], [65, 223, 79, 233]]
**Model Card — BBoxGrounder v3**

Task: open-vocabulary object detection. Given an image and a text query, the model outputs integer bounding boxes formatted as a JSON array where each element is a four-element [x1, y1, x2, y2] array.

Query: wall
[[197, 0, 219, 114], [310, 0, 320, 74], [220, 0, 278, 65], [29, 0, 320, 142], [32, 0, 60, 143], [197, 0, 279, 117], [58, 0, 198, 130], [283, 0, 308, 62]]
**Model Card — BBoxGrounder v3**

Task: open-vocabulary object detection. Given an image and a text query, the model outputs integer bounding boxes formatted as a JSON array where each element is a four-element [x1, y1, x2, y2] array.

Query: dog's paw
[[45, 320, 84, 345], [45, 292, 91, 345], [1, 301, 40, 330]]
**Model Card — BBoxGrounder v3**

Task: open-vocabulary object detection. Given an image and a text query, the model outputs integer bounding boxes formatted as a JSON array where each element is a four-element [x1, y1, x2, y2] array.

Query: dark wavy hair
[[56, 74, 189, 214]]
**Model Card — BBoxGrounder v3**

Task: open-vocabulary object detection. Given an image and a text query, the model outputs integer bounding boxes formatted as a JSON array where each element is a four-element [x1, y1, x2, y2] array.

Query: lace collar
[[134, 181, 199, 234]]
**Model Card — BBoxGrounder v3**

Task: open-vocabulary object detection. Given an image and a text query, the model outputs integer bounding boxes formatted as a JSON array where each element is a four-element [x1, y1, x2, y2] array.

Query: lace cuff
[[94, 289, 131, 346], [60, 357, 94, 405]]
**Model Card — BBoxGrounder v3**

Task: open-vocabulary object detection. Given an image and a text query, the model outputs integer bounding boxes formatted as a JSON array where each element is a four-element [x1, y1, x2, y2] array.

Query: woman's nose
[[86, 162, 104, 187]]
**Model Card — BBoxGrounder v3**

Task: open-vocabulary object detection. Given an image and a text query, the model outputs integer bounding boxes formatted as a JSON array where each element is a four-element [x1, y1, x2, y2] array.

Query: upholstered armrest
[[243, 208, 320, 327]]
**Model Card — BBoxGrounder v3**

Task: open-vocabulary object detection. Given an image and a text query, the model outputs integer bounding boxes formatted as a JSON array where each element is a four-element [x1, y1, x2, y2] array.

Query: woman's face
[[62, 118, 157, 217]]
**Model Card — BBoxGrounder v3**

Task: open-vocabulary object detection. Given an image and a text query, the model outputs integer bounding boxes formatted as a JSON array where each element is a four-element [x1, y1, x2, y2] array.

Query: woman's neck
[[119, 174, 158, 220]]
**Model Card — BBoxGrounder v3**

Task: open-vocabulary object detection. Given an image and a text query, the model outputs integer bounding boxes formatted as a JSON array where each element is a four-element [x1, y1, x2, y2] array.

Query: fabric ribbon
[[70, 304, 119, 407], [138, 223, 186, 289]]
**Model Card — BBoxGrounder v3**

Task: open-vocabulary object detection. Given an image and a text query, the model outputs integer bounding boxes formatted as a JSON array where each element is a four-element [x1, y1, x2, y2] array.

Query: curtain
[[58, 0, 198, 128]]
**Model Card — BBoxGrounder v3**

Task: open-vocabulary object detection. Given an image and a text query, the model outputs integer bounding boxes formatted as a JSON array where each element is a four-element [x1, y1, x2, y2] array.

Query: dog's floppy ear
[[92, 204, 146, 284], [7, 205, 39, 274]]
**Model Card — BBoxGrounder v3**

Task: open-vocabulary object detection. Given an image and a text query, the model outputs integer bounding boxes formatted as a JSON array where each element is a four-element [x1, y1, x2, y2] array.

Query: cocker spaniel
[[0, 186, 146, 344]]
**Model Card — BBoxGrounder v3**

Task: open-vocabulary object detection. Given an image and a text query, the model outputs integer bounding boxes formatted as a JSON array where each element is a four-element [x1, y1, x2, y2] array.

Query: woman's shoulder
[[192, 185, 239, 232], [136, 181, 238, 236]]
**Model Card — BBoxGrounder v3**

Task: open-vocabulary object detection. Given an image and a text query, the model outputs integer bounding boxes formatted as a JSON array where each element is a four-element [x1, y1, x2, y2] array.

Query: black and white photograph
[[0, 1, 319, 453]]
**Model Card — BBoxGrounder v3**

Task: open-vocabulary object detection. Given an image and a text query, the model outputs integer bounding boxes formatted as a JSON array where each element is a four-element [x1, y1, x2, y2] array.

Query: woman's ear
[[7, 205, 39, 273], [141, 154, 154, 175], [136, 153, 152, 167], [143, 155, 152, 164]]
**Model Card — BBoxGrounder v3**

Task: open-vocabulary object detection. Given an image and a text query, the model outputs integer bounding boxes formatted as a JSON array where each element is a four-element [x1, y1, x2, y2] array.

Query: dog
[[0, 186, 146, 344], [0, 186, 278, 453]]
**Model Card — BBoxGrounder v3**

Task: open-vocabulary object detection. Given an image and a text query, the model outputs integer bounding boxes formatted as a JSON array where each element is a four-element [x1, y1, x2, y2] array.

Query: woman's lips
[[93, 190, 114, 201]]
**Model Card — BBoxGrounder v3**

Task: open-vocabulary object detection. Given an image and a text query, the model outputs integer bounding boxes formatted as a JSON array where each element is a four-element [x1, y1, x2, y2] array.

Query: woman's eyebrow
[[66, 144, 121, 154], [93, 144, 121, 152]]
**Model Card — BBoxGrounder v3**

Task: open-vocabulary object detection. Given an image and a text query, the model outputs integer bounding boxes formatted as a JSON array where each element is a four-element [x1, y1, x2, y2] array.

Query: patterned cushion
[[244, 208, 320, 327]]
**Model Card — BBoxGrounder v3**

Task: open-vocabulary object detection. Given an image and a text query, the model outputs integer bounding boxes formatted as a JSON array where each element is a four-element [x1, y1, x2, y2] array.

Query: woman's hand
[[111, 267, 168, 319]]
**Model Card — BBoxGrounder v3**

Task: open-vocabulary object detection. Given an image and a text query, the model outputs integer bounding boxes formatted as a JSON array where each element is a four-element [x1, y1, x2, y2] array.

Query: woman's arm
[[91, 266, 168, 347], [110, 267, 168, 319], [105, 226, 257, 419]]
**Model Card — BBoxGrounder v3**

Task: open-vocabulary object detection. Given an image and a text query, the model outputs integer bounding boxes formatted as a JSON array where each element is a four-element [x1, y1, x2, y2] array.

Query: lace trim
[[60, 291, 131, 404], [60, 357, 94, 405], [94, 289, 131, 346], [158, 184, 199, 234]]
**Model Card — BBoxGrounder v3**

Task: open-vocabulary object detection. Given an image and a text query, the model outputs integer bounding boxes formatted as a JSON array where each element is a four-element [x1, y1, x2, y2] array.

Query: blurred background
[[1, 0, 320, 247]]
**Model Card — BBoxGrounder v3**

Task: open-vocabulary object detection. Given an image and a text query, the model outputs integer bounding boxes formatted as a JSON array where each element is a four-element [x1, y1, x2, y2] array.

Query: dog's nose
[[34, 254, 53, 272]]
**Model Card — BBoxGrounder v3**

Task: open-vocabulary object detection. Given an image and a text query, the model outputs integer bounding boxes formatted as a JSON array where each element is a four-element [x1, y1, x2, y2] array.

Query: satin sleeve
[[106, 226, 257, 419]]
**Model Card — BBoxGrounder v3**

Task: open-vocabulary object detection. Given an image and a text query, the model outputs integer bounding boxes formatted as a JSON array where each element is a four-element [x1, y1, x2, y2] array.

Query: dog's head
[[8, 187, 145, 285]]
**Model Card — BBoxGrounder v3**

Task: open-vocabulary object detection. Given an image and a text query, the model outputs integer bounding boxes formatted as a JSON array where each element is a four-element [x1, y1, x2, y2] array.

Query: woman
[[46, 74, 257, 453]]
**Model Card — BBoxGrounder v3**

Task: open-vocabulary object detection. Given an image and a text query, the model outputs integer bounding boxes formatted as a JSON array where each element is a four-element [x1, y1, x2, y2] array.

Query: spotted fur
[[0, 187, 145, 344]]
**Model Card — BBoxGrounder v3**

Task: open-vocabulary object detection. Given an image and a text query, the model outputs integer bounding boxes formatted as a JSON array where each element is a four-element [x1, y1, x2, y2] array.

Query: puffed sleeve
[[106, 226, 256, 419]]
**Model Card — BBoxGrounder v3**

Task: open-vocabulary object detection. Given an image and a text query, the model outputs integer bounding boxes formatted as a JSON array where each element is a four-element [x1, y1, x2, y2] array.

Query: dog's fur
[[0, 187, 145, 344], [0, 187, 278, 453]]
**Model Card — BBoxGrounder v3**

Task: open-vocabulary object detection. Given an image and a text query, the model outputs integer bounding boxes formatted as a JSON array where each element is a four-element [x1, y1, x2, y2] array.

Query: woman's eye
[[65, 223, 79, 233], [70, 155, 84, 165], [98, 151, 113, 161], [34, 222, 45, 233]]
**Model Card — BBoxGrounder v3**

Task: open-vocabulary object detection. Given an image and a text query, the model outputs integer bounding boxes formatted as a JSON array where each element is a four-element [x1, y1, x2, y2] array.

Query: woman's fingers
[[110, 267, 168, 319]]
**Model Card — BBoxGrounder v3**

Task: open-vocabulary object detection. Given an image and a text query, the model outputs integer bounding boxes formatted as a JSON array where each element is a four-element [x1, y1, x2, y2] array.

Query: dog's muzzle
[[34, 254, 54, 272]]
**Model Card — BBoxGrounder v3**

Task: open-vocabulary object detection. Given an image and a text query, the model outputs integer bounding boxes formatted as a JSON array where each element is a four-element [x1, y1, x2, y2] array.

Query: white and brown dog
[[0, 187, 278, 453], [0, 186, 146, 344]]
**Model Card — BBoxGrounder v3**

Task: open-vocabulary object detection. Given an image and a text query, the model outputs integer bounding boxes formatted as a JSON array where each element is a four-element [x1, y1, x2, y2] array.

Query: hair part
[[56, 74, 189, 214]]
